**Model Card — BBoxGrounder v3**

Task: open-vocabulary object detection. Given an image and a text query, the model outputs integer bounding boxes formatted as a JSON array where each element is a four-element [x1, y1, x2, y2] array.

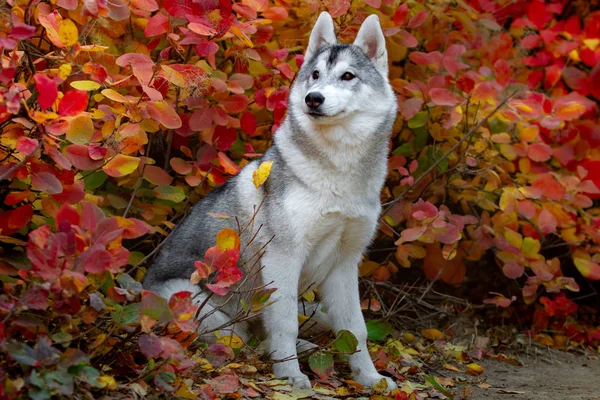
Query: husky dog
[[143, 12, 398, 390]]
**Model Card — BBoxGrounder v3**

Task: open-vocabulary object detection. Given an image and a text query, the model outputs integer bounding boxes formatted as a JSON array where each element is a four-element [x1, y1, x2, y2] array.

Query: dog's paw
[[287, 374, 312, 389], [356, 374, 397, 393]]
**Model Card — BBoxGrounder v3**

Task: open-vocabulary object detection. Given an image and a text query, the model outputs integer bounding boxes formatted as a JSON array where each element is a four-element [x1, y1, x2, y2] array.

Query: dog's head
[[290, 12, 395, 126]]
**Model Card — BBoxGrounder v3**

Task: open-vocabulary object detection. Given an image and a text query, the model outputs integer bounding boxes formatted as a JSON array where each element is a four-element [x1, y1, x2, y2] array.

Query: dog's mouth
[[306, 110, 344, 119]]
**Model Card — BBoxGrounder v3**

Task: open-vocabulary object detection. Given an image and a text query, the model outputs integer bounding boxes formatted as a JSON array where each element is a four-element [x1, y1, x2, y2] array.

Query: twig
[[0, 141, 42, 181], [123, 140, 152, 218]]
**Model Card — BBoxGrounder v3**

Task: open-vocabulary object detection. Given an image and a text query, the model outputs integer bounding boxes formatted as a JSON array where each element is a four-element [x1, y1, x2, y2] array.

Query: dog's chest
[[285, 187, 378, 291]]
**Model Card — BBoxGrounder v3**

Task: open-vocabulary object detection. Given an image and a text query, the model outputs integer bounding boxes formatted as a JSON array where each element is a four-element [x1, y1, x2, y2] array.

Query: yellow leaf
[[522, 237, 541, 258], [59, 64, 72, 80], [252, 161, 273, 188], [466, 363, 483, 376], [96, 375, 117, 390], [498, 143, 517, 161], [101, 88, 133, 103], [230, 25, 254, 48], [519, 125, 539, 142], [421, 328, 445, 340], [583, 38, 599, 51], [216, 228, 240, 251], [359, 261, 379, 277], [503, 228, 523, 249], [66, 115, 94, 144], [58, 19, 78, 47], [70, 80, 102, 91], [103, 154, 140, 177], [174, 381, 197, 399], [161, 65, 187, 87], [217, 335, 244, 349], [302, 290, 315, 302], [298, 314, 309, 324], [443, 363, 462, 372], [372, 377, 389, 395]]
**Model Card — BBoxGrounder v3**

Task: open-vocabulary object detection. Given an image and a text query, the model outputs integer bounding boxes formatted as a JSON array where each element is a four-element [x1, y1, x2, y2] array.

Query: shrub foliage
[[0, 0, 599, 397]]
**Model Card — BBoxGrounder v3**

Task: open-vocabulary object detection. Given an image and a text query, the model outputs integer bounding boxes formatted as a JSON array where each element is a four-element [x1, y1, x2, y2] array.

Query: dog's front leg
[[319, 257, 397, 391], [261, 251, 311, 389]]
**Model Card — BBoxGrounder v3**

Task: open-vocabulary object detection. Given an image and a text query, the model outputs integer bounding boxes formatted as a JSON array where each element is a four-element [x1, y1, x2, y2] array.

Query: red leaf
[[240, 111, 257, 135], [51, 182, 85, 204], [81, 201, 103, 232], [527, 142, 553, 162], [144, 13, 169, 37], [409, 51, 442, 67], [429, 88, 461, 106], [398, 30, 418, 48], [218, 152, 240, 175], [407, 10, 428, 28], [10, 24, 36, 40], [393, 4, 408, 25], [169, 291, 200, 332], [163, 0, 202, 18], [221, 94, 249, 114], [56, 203, 80, 228], [16, 137, 39, 155], [362, 0, 381, 8], [58, 90, 88, 116], [8, 204, 33, 230], [196, 41, 219, 57], [139, 333, 164, 359], [189, 108, 213, 131], [5, 190, 31, 205], [80, 245, 112, 273], [20, 284, 50, 310], [34, 74, 58, 110], [442, 44, 468, 76], [212, 126, 236, 151], [88, 143, 107, 160], [206, 267, 243, 296], [538, 209, 557, 235], [143, 165, 173, 185], [399, 226, 427, 242], [400, 97, 423, 120], [503, 261, 524, 279], [325, 0, 350, 18], [31, 171, 63, 194], [262, 6, 288, 20]]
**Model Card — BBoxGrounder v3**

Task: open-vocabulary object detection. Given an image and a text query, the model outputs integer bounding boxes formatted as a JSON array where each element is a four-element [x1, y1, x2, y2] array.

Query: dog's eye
[[341, 72, 355, 81], [312, 71, 319, 80]]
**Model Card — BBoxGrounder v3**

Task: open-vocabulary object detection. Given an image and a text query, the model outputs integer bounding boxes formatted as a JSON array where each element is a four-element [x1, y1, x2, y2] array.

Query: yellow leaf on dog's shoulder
[[253, 161, 273, 188]]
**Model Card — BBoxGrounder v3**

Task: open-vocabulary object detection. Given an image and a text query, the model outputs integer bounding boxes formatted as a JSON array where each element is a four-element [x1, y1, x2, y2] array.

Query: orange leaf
[[103, 154, 141, 177]]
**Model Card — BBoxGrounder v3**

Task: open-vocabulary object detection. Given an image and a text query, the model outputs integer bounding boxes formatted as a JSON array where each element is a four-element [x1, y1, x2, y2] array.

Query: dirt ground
[[461, 349, 600, 400]]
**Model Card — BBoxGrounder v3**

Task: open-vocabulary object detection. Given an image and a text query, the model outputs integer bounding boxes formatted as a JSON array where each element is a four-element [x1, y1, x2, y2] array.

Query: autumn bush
[[1, 0, 600, 397]]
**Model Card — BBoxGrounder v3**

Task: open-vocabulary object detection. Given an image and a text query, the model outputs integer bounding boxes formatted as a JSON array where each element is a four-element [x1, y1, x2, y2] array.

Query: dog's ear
[[305, 12, 337, 62], [354, 14, 388, 76]]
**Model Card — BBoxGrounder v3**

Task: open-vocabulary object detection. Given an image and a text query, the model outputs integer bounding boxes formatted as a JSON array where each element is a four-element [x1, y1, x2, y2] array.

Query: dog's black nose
[[305, 92, 324, 109]]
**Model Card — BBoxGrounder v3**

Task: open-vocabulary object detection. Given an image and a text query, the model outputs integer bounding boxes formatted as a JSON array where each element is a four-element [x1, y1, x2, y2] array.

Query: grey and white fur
[[143, 12, 398, 391]]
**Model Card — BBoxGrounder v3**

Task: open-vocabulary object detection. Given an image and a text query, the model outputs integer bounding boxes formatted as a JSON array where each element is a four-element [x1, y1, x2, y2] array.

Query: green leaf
[[392, 142, 413, 156], [332, 330, 358, 354], [83, 170, 107, 190], [141, 290, 173, 323], [366, 320, 392, 342], [414, 126, 429, 151], [154, 185, 186, 203], [425, 375, 454, 399], [308, 351, 334, 380], [45, 367, 74, 396], [408, 111, 429, 129]]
